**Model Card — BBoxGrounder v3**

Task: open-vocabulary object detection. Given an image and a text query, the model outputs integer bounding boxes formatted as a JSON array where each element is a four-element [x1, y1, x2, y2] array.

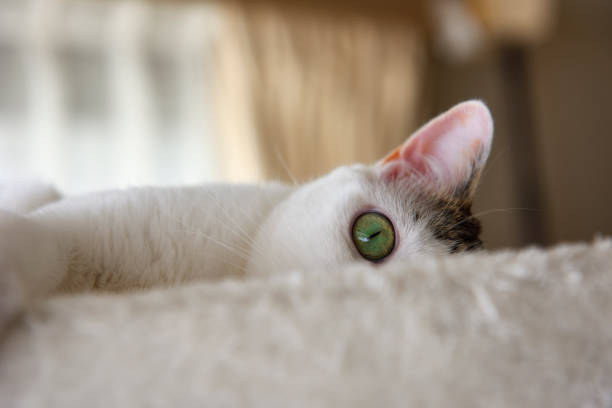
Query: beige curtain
[[212, 2, 426, 182]]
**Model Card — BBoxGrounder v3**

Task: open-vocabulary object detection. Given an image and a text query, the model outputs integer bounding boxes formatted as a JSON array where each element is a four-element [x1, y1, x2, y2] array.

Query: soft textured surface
[[1, 240, 612, 407]]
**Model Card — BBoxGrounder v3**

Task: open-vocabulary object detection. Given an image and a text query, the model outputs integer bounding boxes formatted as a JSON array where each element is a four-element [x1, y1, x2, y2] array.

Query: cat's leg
[[0, 210, 66, 330]]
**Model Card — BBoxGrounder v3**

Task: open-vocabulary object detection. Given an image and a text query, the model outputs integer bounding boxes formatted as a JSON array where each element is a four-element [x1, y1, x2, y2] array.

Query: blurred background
[[0, 0, 610, 249]]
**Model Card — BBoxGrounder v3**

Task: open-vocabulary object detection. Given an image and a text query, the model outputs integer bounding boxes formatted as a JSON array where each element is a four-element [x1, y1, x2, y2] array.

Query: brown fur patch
[[428, 198, 483, 253], [425, 150, 488, 253], [425, 162, 486, 253]]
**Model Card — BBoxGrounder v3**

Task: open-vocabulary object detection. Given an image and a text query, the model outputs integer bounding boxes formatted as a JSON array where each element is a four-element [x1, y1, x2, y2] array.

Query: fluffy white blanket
[[1, 240, 611, 407]]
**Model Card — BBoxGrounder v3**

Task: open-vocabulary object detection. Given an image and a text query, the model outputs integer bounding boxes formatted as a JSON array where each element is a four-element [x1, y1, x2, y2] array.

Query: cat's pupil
[[368, 231, 381, 240], [357, 230, 381, 243]]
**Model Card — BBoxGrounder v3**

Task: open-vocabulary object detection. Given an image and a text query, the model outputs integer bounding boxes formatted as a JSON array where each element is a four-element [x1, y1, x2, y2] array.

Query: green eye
[[351, 211, 396, 262]]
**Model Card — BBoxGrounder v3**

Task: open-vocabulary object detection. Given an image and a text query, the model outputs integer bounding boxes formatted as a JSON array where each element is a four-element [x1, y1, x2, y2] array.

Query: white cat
[[0, 100, 493, 327]]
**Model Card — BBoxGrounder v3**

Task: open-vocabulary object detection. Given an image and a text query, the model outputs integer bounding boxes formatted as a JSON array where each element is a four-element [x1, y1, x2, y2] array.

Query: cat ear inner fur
[[378, 100, 493, 202]]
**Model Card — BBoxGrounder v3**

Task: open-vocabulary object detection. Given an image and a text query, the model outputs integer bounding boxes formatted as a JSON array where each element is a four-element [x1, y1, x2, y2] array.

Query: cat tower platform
[[1, 239, 612, 407]]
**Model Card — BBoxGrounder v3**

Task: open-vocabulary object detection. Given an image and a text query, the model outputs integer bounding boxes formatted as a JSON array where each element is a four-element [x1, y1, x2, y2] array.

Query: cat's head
[[247, 100, 493, 275]]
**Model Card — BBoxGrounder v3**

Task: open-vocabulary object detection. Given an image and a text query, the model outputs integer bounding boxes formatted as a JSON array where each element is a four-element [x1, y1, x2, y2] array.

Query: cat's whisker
[[161, 212, 255, 259], [172, 224, 249, 274], [472, 207, 543, 218], [162, 212, 272, 275], [444, 207, 543, 232], [175, 227, 252, 262], [273, 145, 298, 186], [205, 191, 269, 260]]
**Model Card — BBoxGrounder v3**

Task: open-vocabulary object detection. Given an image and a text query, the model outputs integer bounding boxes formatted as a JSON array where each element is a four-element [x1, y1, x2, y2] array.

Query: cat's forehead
[[324, 164, 372, 184], [324, 164, 425, 209], [301, 164, 374, 205]]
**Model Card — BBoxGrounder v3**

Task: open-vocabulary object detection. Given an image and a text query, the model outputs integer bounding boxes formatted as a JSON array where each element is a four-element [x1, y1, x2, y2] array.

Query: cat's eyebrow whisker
[[273, 145, 298, 186], [445, 207, 543, 232]]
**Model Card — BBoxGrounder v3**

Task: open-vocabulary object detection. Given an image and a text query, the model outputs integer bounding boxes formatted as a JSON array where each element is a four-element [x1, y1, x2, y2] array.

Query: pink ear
[[379, 100, 493, 194]]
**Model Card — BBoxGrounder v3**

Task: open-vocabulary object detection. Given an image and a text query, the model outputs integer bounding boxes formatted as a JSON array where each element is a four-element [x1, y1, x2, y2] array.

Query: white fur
[[1, 239, 611, 407]]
